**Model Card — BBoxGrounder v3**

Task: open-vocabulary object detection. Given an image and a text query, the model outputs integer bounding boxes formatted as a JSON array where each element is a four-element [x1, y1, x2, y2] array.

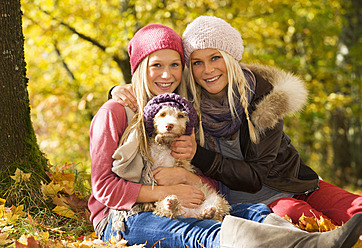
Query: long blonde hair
[[187, 50, 259, 145], [120, 56, 188, 161]]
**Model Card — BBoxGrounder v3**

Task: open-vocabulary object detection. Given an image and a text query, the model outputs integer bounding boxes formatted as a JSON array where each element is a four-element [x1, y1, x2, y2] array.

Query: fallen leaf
[[51, 195, 69, 207], [11, 169, 31, 183], [0, 233, 12, 246], [79, 240, 93, 247], [26, 236, 40, 248], [283, 214, 293, 223], [41, 181, 63, 199], [14, 236, 40, 248], [64, 193, 89, 209], [1, 225, 14, 232], [298, 214, 320, 232], [41, 231, 49, 241], [11, 205, 26, 218], [51, 172, 75, 194], [53, 206, 78, 220], [317, 216, 338, 232]]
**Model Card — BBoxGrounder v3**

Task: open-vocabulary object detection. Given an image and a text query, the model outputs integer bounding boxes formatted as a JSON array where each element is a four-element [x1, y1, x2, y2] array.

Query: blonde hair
[[187, 50, 259, 145], [120, 56, 188, 161]]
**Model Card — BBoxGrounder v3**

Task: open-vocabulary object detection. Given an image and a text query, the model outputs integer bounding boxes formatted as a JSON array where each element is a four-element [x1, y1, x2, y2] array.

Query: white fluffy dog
[[149, 104, 230, 221]]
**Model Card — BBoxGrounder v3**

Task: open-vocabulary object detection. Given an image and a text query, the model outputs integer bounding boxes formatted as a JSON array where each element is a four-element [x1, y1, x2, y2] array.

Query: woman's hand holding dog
[[137, 184, 205, 209], [153, 167, 202, 187], [166, 184, 205, 208], [170, 129, 197, 160]]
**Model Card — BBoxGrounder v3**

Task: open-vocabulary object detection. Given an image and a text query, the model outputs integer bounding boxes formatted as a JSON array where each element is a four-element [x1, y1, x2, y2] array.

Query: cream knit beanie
[[182, 16, 244, 66]]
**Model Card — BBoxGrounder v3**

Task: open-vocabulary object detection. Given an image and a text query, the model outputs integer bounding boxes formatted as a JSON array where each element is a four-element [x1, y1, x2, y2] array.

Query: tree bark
[[0, 0, 49, 207], [331, 0, 362, 186]]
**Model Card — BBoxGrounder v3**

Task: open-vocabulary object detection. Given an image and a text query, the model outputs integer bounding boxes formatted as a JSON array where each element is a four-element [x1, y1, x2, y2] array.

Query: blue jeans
[[101, 203, 271, 248]]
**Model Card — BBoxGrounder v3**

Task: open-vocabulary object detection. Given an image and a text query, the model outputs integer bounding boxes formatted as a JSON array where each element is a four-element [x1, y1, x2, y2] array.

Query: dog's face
[[153, 105, 189, 142]]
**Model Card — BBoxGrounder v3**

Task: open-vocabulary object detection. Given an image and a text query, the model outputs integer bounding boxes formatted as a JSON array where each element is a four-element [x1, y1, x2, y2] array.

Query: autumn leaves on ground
[[0, 163, 361, 247], [0, 163, 144, 247]]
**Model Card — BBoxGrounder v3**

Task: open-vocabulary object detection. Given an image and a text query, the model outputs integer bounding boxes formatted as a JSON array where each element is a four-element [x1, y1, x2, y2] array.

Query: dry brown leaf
[[298, 214, 320, 232], [0, 233, 12, 246], [283, 214, 293, 223], [50, 172, 75, 194], [317, 216, 338, 232], [41, 181, 63, 199], [284, 213, 339, 232], [14, 236, 40, 248], [11, 169, 31, 182], [53, 206, 78, 220]]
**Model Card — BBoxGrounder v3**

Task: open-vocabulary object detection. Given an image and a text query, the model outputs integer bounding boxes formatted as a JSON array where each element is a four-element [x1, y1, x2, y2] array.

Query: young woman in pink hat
[[109, 17, 362, 247]]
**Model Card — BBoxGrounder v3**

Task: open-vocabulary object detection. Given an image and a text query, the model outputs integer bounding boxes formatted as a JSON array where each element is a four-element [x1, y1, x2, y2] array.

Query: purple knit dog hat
[[143, 93, 197, 137]]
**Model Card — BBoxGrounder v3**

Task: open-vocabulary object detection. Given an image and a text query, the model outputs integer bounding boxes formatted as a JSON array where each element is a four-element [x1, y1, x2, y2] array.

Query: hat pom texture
[[182, 16, 244, 66], [144, 93, 197, 136]]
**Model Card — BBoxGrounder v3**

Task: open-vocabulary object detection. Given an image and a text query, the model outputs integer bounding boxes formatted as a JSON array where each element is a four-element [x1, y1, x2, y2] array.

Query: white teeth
[[205, 76, 220, 82], [156, 82, 172, 87]]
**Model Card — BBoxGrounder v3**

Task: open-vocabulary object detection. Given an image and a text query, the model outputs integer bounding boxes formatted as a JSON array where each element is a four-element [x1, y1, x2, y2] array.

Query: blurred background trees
[[21, 0, 361, 189]]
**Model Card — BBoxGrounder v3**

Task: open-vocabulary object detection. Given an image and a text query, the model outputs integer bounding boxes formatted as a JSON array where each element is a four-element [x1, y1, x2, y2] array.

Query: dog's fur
[[148, 105, 230, 221]]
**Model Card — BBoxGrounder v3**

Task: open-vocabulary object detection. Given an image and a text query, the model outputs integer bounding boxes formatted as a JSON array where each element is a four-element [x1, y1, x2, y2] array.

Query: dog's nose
[[166, 124, 174, 131]]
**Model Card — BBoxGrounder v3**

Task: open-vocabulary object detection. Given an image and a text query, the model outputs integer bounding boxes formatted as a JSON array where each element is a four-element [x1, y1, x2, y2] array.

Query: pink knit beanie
[[128, 24, 185, 74], [182, 16, 244, 66]]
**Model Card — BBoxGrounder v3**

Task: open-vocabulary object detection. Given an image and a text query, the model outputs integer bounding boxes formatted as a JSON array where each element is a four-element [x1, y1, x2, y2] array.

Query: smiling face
[[147, 49, 183, 96], [190, 48, 228, 101]]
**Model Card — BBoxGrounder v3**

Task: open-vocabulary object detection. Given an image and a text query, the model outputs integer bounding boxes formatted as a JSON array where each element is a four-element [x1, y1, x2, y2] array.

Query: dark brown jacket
[[191, 64, 319, 195]]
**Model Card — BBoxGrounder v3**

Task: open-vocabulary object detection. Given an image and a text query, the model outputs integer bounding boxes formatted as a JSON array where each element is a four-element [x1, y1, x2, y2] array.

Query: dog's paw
[[200, 206, 216, 219], [163, 195, 180, 211], [155, 134, 165, 145], [154, 195, 182, 218]]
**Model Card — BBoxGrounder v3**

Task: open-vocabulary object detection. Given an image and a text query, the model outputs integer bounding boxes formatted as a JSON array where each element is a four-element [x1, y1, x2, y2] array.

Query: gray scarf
[[201, 69, 255, 151]]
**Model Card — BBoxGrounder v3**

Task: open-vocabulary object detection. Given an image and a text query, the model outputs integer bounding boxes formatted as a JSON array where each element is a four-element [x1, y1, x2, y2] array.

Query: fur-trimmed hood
[[246, 63, 308, 132]]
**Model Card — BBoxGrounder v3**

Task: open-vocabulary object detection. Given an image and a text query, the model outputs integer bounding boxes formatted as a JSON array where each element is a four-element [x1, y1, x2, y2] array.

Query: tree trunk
[[331, 0, 362, 186], [0, 0, 49, 207], [330, 108, 351, 185]]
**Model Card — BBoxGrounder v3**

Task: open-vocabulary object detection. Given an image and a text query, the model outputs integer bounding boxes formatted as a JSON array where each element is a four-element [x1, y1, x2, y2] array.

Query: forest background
[[23, 0, 361, 189]]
